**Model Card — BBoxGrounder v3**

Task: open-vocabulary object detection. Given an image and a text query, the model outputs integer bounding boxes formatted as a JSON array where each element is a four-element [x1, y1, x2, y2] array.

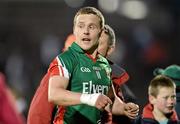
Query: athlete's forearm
[[111, 97, 139, 119], [48, 76, 82, 106], [48, 87, 82, 106], [111, 96, 125, 115], [109, 83, 126, 115], [48, 76, 102, 107]]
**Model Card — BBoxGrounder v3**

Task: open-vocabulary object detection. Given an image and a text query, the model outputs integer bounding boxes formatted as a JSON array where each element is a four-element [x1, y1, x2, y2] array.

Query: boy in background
[[153, 65, 180, 118], [134, 75, 179, 124]]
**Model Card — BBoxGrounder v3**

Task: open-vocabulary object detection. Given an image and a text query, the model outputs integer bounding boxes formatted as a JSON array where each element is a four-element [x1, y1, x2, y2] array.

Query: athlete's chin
[[81, 45, 91, 51]]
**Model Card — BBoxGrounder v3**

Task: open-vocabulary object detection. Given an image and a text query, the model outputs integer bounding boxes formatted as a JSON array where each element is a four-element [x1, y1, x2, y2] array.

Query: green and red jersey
[[49, 42, 112, 124]]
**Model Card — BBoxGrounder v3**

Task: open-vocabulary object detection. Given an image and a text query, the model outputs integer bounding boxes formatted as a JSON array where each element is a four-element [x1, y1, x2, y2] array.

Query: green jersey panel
[[57, 42, 112, 124]]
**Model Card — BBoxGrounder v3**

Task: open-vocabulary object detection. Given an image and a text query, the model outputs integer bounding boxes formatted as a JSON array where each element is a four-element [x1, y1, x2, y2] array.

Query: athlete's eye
[[77, 23, 84, 28], [89, 25, 97, 30]]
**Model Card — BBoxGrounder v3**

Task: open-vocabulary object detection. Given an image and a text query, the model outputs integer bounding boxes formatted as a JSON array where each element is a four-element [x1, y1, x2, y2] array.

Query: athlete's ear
[[73, 26, 75, 35], [98, 28, 104, 39], [149, 95, 156, 104], [73, 25, 77, 37], [107, 45, 115, 57]]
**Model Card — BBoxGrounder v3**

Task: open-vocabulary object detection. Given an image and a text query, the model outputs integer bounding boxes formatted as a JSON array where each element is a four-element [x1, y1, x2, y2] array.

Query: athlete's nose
[[83, 27, 90, 35]]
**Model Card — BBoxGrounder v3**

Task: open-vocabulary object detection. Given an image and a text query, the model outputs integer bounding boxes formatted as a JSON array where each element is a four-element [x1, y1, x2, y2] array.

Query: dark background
[[0, 0, 179, 121]]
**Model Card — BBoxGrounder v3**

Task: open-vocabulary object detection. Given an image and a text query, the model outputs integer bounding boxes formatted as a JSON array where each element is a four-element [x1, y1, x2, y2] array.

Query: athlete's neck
[[85, 49, 98, 62]]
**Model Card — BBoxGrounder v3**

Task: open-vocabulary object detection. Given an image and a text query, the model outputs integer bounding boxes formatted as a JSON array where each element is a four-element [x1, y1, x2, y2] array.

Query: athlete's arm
[[48, 75, 82, 106], [48, 75, 112, 108], [105, 84, 139, 119]]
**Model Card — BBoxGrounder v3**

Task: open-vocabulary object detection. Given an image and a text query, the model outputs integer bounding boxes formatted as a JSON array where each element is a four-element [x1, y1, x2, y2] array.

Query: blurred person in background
[[62, 34, 76, 52], [0, 72, 25, 124], [153, 65, 180, 119], [98, 24, 137, 124], [134, 75, 179, 124], [27, 34, 76, 124]]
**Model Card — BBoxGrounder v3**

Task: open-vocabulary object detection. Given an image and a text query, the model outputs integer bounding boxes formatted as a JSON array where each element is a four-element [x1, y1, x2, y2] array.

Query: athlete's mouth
[[82, 38, 91, 41]]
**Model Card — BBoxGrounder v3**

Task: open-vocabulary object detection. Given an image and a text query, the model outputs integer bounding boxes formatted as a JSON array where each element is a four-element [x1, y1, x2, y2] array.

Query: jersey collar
[[71, 42, 98, 62], [70, 42, 84, 53]]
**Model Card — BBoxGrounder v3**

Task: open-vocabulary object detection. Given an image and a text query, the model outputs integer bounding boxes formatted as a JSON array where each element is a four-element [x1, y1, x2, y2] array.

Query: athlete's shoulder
[[58, 49, 79, 64], [60, 42, 81, 59], [97, 54, 109, 65]]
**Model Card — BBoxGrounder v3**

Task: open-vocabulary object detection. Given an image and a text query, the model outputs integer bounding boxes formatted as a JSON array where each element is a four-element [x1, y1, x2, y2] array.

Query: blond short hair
[[73, 6, 105, 29], [148, 75, 176, 97]]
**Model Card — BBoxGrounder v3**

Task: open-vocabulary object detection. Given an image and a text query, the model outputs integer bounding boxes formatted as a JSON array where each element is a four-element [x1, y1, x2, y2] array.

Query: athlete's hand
[[123, 102, 139, 119], [95, 94, 112, 110]]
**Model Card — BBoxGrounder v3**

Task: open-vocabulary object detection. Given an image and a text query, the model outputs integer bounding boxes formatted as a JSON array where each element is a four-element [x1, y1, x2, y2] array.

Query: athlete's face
[[98, 30, 115, 57], [98, 30, 110, 57], [73, 14, 102, 51], [150, 87, 176, 115]]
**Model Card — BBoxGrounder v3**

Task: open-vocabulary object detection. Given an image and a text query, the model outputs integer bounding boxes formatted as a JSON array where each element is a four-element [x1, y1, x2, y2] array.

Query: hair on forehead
[[104, 24, 116, 46], [148, 75, 176, 97], [74, 6, 105, 29]]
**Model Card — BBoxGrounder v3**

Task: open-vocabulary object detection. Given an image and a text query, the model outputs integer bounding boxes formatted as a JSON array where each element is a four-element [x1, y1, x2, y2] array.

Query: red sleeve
[[27, 73, 54, 124], [48, 57, 69, 79], [112, 72, 129, 86], [48, 57, 61, 77]]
